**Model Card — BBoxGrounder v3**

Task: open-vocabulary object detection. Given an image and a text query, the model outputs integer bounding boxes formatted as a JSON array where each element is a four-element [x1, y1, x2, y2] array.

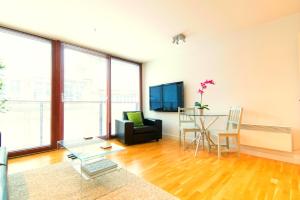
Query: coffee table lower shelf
[[69, 158, 121, 180]]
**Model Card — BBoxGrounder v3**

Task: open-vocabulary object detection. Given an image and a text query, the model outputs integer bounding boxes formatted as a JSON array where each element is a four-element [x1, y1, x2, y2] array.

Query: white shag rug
[[8, 162, 178, 200]]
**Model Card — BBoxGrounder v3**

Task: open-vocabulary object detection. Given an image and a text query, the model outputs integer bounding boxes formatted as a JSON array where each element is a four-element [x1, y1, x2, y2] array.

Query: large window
[[111, 58, 140, 135], [0, 27, 141, 156], [0, 29, 51, 151], [63, 45, 107, 140]]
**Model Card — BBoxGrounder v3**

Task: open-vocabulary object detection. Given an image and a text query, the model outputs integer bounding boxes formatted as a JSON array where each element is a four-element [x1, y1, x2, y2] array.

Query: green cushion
[[127, 112, 144, 127]]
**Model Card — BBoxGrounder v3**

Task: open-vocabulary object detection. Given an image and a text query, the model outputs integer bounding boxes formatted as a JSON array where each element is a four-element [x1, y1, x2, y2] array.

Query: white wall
[[143, 13, 300, 150]]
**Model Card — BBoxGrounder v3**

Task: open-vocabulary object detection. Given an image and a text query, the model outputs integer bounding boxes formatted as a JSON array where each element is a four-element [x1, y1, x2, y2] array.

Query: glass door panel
[[111, 59, 140, 135], [63, 45, 107, 140], [0, 29, 51, 151]]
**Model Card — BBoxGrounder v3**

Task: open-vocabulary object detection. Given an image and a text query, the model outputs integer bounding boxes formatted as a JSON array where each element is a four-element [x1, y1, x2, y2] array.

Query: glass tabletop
[[57, 138, 125, 161], [186, 114, 228, 117]]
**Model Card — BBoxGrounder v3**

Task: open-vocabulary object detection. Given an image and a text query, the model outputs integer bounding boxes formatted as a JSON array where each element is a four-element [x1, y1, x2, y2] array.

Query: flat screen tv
[[149, 81, 184, 112]]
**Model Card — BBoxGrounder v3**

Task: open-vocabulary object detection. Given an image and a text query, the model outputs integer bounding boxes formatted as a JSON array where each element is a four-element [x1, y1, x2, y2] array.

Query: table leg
[[202, 132, 205, 150], [218, 136, 221, 159], [200, 117, 206, 151], [206, 131, 211, 153], [195, 115, 224, 154], [194, 132, 202, 157]]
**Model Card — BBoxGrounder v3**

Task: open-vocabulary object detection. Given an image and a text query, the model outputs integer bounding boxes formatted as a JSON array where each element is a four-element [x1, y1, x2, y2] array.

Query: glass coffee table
[[57, 138, 127, 199], [57, 137, 125, 179]]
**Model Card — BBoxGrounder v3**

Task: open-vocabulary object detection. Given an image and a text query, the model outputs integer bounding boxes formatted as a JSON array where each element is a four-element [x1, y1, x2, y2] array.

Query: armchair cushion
[[127, 112, 144, 127], [134, 126, 158, 134], [123, 111, 145, 121]]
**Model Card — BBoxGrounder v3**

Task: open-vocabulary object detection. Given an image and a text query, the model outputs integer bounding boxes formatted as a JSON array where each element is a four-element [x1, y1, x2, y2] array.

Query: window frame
[[0, 26, 142, 157], [0, 27, 54, 156], [62, 43, 109, 139], [110, 57, 142, 136]]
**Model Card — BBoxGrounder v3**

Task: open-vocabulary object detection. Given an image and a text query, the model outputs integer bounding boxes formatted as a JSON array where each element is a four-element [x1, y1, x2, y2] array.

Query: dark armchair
[[115, 111, 162, 145]]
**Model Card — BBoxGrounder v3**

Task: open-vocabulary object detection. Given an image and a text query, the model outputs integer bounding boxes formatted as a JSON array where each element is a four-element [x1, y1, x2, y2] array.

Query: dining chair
[[178, 107, 203, 149], [209, 107, 243, 159]]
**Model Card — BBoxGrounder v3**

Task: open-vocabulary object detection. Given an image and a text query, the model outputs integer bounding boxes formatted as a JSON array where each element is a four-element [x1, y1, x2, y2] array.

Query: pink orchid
[[196, 79, 215, 110], [198, 89, 204, 94], [204, 80, 215, 85], [201, 82, 207, 89]]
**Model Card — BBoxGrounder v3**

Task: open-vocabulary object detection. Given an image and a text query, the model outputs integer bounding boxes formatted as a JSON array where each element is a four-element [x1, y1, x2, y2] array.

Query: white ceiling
[[0, 0, 300, 63]]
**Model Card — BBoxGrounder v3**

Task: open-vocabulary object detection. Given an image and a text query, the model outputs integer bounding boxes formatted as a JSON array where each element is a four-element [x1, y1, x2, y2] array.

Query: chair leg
[[218, 135, 221, 159], [179, 130, 181, 145], [183, 130, 186, 150], [226, 137, 229, 149], [236, 135, 240, 157]]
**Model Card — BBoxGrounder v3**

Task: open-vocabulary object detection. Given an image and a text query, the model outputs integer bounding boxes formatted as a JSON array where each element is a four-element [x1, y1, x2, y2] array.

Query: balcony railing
[[0, 99, 139, 151]]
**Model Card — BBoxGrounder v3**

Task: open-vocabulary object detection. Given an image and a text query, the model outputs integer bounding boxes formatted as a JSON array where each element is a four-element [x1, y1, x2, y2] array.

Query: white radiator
[[240, 124, 292, 152]]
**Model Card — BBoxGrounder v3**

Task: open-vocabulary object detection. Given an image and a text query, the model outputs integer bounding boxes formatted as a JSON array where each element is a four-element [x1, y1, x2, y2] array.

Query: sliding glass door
[[111, 58, 140, 135], [0, 29, 51, 151], [63, 45, 107, 140]]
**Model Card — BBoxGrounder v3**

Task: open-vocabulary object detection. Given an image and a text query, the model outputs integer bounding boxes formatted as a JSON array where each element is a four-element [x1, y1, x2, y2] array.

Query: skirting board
[[241, 145, 300, 164], [163, 133, 300, 164]]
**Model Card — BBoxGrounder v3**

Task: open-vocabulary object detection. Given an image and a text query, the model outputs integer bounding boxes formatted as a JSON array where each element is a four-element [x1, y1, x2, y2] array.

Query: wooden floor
[[8, 137, 300, 200]]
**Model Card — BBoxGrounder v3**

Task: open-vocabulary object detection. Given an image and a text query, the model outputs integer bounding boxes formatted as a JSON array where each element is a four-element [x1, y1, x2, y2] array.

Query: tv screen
[[149, 81, 183, 112], [150, 86, 163, 111]]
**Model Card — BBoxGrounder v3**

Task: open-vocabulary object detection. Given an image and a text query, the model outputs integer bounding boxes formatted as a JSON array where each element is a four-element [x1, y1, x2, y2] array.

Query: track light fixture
[[172, 33, 186, 45]]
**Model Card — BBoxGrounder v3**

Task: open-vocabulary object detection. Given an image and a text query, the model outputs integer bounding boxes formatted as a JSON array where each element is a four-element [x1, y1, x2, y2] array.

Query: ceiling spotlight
[[172, 33, 186, 45]]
